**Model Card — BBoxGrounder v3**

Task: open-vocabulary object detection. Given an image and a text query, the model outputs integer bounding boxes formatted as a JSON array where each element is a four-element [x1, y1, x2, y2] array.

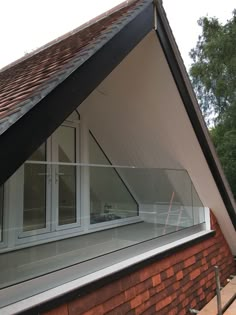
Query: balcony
[[0, 161, 207, 297]]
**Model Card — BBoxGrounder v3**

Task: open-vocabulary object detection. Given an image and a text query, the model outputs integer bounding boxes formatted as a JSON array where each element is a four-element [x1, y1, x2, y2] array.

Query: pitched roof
[[0, 0, 149, 135], [0, 0, 235, 231]]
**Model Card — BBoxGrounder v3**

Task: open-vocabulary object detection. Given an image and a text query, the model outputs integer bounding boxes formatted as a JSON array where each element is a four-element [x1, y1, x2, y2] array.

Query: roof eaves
[[0, 1, 137, 74], [0, 0, 152, 136]]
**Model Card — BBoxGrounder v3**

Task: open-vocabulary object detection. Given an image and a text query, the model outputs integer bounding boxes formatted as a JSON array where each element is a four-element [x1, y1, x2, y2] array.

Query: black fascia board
[[154, 2, 236, 229], [0, 2, 153, 187]]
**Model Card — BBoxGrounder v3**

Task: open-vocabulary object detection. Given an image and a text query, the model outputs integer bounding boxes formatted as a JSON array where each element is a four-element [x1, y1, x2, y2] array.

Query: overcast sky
[[0, 0, 235, 70]]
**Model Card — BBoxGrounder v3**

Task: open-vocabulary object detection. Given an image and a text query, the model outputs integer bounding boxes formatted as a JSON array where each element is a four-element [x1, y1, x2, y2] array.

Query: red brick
[[152, 274, 161, 286], [199, 293, 205, 301], [184, 256, 196, 268], [181, 281, 194, 293], [207, 271, 215, 281], [201, 257, 207, 264], [200, 278, 206, 286], [43, 304, 68, 315], [158, 258, 172, 271], [135, 298, 153, 315], [105, 302, 131, 315], [135, 303, 146, 315], [206, 280, 213, 288], [190, 299, 197, 308], [140, 290, 150, 302], [182, 297, 189, 307], [197, 288, 203, 295], [179, 293, 186, 302], [156, 296, 172, 311], [139, 268, 151, 282], [168, 307, 178, 315], [176, 270, 184, 280], [130, 295, 142, 309], [103, 293, 125, 313], [124, 287, 136, 301], [83, 305, 104, 315], [172, 281, 180, 290], [202, 263, 209, 271], [166, 267, 175, 278], [156, 282, 165, 292], [206, 292, 214, 302], [189, 269, 201, 280]]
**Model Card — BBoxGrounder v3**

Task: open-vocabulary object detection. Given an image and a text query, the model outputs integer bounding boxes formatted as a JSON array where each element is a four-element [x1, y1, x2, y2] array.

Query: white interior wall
[[78, 30, 236, 253]]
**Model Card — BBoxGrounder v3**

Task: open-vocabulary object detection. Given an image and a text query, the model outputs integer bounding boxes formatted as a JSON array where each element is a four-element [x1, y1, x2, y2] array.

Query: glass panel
[[57, 126, 76, 225], [23, 144, 46, 231], [191, 181, 205, 225], [0, 164, 206, 305], [117, 168, 204, 233], [89, 134, 138, 224], [0, 185, 3, 242]]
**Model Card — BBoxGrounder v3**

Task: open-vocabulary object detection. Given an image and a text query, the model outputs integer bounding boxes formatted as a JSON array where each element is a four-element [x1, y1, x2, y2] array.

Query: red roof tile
[[0, 0, 148, 134]]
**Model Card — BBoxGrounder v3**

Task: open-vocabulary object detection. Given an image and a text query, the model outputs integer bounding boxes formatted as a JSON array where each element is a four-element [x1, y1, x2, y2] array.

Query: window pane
[[0, 185, 3, 242], [28, 143, 46, 161], [57, 126, 76, 225], [23, 144, 46, 231], [89, 133, 138, 224], [192, 182, 205, 225]]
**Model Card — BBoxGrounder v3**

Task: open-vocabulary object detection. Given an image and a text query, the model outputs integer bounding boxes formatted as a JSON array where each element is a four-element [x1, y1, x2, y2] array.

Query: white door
[[19, 123, 80, 238], [52, 124, 80, 231]]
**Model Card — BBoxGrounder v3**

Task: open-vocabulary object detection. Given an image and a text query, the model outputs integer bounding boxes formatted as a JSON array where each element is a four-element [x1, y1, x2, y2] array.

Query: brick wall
[[43, 213, 235, 315]]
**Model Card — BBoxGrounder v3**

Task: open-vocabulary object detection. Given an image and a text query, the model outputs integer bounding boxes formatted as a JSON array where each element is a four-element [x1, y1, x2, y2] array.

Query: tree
[[189, 10, 236, 198]]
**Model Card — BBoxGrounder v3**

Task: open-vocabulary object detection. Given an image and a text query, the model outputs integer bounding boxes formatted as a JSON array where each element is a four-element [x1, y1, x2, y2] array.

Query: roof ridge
[[0, 0, 138, 74]]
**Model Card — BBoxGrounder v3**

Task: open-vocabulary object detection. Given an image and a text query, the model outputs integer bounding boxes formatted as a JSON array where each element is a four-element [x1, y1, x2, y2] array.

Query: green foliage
[[189, 10, 236, 198], [211, 122, 236, 198]]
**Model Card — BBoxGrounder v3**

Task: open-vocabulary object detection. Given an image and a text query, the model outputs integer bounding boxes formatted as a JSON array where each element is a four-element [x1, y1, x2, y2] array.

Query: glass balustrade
[[0, 162, 205, 292]]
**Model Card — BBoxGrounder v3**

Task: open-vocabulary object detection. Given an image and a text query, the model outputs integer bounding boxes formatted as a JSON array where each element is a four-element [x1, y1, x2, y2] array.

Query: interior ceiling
[[78, 30, 236, 253]]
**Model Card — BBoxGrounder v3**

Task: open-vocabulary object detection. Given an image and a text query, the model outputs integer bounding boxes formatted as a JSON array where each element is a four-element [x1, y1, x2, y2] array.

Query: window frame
[[2, 120, 82, 247], [51, 121, 81, 232], [0, 117, 142, 251], [17, 140, 52, 238]]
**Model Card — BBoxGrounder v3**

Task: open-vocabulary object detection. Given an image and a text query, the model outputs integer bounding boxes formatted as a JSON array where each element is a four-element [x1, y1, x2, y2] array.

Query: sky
[[0, 0, 235, 71]]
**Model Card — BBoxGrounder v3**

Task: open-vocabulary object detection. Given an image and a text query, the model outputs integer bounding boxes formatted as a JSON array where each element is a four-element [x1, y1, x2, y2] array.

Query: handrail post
[[215, 266, 222, 315]]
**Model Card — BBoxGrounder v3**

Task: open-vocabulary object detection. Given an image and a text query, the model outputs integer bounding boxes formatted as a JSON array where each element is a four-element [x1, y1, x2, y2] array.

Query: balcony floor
[[0, 221, 182, 289]]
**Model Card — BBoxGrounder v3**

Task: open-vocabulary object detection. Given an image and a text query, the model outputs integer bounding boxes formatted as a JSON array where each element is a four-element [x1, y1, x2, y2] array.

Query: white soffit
[[79, 30, 236, 254]]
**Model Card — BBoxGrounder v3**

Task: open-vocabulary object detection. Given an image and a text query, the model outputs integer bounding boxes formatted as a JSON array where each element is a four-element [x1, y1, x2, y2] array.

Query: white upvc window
[[5, 121, 81, 246], [2, 117, 139, 249]]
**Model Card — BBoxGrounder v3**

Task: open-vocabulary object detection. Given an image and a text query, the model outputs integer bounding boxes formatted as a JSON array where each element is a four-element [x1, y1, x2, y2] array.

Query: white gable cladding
[[79, 30, 236, 253]]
